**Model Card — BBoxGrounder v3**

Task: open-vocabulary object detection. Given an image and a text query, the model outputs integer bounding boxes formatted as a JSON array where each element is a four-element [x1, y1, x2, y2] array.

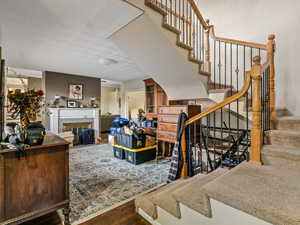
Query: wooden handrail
[[186, 0, 209, 28], [181, 65, 252, 178], [208, 25, 267, 50], [180, 56, 265, 178], [185, 70, 252, 126], [183, 0, 268, 50]]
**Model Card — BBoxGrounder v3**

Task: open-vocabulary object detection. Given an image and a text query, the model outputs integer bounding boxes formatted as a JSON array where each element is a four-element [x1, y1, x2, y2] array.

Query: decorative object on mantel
[[90, 97, 98, 108], [69, 84, 83, 100], [67, 100, 77, 108], [51, 95, 69, 108], [7, 89, 44, 128]]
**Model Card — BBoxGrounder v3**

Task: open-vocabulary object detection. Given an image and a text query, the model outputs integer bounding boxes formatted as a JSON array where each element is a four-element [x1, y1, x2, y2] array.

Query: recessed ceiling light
[[98, 58, 118, 65]]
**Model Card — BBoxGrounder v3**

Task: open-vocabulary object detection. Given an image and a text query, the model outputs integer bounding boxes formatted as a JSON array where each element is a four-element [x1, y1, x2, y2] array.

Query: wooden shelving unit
[[144, 78, 168, 119]]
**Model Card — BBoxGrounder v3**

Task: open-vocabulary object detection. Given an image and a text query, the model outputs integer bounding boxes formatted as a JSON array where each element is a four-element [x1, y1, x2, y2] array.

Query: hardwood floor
[[20, 200, 151, 225], [77, 200, 151, 225]]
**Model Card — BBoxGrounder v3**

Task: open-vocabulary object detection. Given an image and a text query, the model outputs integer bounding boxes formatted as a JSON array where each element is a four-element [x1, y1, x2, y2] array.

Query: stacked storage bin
[[113, 132, 156, 165]]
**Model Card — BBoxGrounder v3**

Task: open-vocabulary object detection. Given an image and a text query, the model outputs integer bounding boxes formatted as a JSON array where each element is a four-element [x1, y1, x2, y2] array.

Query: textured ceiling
[[0, 0, 144, 81]]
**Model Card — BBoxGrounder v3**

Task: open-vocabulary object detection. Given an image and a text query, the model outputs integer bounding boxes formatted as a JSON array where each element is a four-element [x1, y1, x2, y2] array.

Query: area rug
[[69, 144, 171, 222]]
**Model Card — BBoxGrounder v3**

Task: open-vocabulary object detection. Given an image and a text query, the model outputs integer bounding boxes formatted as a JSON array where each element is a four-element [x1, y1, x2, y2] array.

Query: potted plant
[[7, 89, 44, 128]]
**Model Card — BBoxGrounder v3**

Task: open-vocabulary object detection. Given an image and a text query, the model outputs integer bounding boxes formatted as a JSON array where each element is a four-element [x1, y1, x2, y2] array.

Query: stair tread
[[277, 116, 300, 121], [172, 168, 228, 217], [262, 144, 300, 171], [276, 117, 300, 131], [269, 129, 300, 136], [267, 129, 300, 149], [263, 144, 300, 155], [203, 162, 300, 225], [150, 174, 204, 218], [135, 183, 171, 219], [135, 178, 193, 219]]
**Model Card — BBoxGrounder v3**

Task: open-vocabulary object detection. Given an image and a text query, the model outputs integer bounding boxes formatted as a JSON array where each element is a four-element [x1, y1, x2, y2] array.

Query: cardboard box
[[124, 126, 133, 135], [146, 135, 156, 147], [58, 131, 74, 147], [109, 135, 117, 145]]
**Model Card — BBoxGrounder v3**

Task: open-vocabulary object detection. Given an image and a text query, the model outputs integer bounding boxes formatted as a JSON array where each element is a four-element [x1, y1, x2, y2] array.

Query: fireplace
[[48, 108, 100, 138], [62, 121, 92, 132]]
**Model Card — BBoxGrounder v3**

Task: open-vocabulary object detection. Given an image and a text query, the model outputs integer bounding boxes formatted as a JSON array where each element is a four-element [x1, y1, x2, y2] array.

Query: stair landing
[[203, 162, 300, 225]]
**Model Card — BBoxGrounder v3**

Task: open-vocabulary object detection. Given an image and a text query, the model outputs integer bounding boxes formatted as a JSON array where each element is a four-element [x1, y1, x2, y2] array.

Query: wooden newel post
[[204, 19, 211, 73], [267, 34, 276, 124], [250, 56, 263, 164], [180, 128, 188, 178]]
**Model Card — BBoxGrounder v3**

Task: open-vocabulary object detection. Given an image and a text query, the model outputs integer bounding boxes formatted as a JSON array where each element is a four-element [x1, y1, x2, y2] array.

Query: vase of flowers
[[7, 89, 44, 128]]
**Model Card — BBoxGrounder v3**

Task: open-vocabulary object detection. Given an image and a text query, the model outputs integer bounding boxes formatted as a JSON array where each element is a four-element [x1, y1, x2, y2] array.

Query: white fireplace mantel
[[48, 108, 100, 137]]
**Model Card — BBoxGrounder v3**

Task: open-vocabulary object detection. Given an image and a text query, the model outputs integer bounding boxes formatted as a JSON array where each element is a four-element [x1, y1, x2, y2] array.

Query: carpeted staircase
[[263, 116, 300, 171], [135, 116, 300, 225]]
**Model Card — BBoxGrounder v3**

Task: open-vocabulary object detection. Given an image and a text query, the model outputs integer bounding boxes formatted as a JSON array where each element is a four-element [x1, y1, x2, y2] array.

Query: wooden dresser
[[0, 133, 70, 225], [157, 105, 201, 143]]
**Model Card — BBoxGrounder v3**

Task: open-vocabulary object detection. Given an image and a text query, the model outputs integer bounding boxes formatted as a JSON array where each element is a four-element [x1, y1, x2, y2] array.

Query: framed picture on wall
[[69, 84, 83, 100]]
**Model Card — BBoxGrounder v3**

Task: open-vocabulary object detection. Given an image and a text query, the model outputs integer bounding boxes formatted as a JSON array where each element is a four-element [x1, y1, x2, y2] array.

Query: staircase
[[134, 115, 300, 225], [263, 116, 300, 171], [110, 1, 300, 225]]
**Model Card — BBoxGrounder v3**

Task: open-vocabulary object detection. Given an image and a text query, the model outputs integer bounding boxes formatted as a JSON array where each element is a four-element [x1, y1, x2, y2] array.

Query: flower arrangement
[[7, 89, 44, 128]]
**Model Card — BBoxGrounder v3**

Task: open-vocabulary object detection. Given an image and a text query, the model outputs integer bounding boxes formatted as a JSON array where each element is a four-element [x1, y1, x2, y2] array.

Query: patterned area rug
[[69, 144, 171, 222]]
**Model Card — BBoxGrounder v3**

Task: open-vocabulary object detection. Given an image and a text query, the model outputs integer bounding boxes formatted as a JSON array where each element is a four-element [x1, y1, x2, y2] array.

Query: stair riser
[[267, 133, 300, 148], [262, 154, 300, 171]]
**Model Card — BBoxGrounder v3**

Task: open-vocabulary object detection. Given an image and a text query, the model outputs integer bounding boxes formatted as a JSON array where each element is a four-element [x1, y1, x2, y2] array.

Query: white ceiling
[[0, 0, 144, 81]]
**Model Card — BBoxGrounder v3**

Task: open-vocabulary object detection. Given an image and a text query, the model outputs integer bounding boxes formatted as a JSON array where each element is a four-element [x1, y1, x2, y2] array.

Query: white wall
[[127, 91, 145, 120], [197, 0, 300, 115], [120, 78, 145, 118], [139, 199, 272, 225], [0, 24, 3, 46], [101, 86, 120, 115]]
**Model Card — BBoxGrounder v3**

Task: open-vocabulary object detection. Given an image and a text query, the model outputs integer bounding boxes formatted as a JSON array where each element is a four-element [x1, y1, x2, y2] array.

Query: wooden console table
[[0, 132, 70, 225]]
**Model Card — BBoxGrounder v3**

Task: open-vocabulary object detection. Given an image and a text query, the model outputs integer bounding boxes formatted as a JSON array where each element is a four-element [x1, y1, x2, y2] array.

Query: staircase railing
[[180, 55, 273, 177], [144, 0, 276, 177], [146, 0, 275, 115]]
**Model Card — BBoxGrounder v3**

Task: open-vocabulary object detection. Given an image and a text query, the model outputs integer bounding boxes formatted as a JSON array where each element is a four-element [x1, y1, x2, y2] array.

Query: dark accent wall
[[43, 71, 101, 106], [43, 71, 101, 129]]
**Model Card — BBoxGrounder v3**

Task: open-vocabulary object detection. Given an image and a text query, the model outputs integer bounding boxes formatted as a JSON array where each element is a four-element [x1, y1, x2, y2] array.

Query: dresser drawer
[[158, 115, 179, 123], [157, 131, 176, 143], [158, 106, 187, 115], [158, 123, 177, 132]]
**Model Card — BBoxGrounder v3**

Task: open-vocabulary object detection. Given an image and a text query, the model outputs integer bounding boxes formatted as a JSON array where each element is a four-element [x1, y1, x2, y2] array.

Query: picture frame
[[69, 84, 83, 100], [67, 100, 77, 108]]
